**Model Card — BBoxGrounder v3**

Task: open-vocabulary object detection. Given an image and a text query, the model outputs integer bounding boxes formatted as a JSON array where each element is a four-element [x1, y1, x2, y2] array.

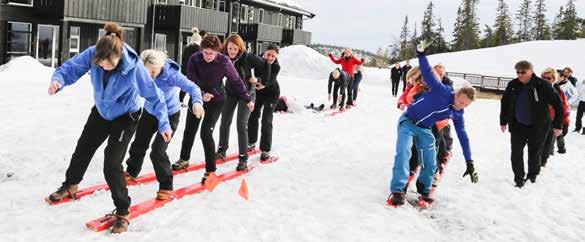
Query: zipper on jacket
[[533, 88, 539, 102]]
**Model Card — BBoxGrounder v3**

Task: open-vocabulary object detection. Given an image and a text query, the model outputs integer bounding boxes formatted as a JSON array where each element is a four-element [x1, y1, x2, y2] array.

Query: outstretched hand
[[462, 162, 479, 183], [48, 81, 62, 95]]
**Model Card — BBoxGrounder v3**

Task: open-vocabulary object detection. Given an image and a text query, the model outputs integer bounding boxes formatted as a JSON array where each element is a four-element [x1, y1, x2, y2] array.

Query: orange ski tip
[[204, 173, 220, 192], [238, 179, 249, 200]]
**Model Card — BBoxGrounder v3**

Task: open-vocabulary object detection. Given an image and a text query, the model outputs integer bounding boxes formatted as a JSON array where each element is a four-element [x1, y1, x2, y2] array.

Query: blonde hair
[[405, 66, 421, 84], [140, 49, 167, 69], [541, 67, 559, 83]]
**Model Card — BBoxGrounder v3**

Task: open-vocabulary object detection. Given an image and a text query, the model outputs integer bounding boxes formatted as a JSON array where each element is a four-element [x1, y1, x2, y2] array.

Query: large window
[[155, 34, 167, 52], [69, 26, 80, 58], [219, 0, 226, 12], [6, 22, 32, 60], [231, 3, 240, 33], [8, 0, 33, 6], [258, 9, 264, 24], [240, 5, 249, 24]]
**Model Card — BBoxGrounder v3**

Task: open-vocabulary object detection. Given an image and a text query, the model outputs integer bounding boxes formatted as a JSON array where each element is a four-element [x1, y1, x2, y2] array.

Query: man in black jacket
[[390, 63, 402, 97], [327, 68, 349, 111], [563, 67, 578, 86], [401, 60, 412, 92], [500, 60, 564, 188]]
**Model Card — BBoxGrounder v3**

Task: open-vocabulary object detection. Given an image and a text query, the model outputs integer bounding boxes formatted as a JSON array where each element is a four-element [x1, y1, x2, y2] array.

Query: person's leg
[[200, 100, 225, 173], [414, 127, 437, 195], [352, 79, 361, 101], [332, 83, 339, 107], [179, 104, 202, 161], [510, 126, 528, 183], [63, 107, 110, 186], [236, 99, 253, 156], [218, 95, 238, 153], [526, 130, 546, 179], [346, 76, 354, 105], [126, 112, 158, 178], [179, 91, 186, 103], [248, 97, 265, 146], [402, 78, 407, 92], [391, 79, 397, 96], [574, 101, 584, 131], [540, 129, 554, 167], [259, 99, 276, 152], [390, 117, 416, 193], [556, 124, 569, 152], [442, 124, 453, 155], [149, 112, 180, 191]]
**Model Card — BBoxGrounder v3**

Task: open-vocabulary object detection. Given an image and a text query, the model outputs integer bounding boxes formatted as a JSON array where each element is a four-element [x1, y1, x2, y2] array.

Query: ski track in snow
[[1, 47, 585, 241]]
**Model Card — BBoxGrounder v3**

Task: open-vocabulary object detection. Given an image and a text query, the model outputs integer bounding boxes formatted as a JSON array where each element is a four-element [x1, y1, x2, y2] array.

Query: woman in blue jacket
[[124, 50, 204, 201], [46, 23, 171, 234]]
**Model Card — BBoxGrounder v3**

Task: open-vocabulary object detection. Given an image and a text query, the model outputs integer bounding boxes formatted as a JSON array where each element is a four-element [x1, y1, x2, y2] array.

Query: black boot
[[201, 172, 211, 184], [260, 151, 270, 162], [247, 144, 256, 153], [514, 176, 525, 188], [236, 155, 248, 171], [526, 174, 537, 183], [386, 192, 405, 206], [216, 147, 227, 160]]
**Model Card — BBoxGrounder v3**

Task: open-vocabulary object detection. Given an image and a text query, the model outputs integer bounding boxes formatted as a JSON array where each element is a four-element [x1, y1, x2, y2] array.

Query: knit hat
[[191, 27, 202, 45]]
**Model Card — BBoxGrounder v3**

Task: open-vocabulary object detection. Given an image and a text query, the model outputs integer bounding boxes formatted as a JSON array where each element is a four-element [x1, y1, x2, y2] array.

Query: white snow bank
[[279, 45, 337, 80], [0, 56, 52, 73]]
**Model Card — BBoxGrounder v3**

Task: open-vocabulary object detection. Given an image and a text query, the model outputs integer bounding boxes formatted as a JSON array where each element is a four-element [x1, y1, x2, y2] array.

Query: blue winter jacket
[[51, 44, 171, 133], [404, 53, 473, 162], [146, 59, 203, 116]]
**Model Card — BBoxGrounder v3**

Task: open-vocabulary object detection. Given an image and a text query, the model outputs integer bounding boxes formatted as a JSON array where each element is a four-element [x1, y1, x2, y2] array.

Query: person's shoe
[[526, 174, 537, 183], [201, 172, 212, 184], [247, 144, 256, 153], [386, 192, 405, 207], [330, 104, 337, 109], [514, 177, 525, 188], [557, 149, 566, 154], [216, 148, 227, 160], [418, 194, 434, 209], [48, 184, 78, 203], [582, 129, 585, 135], [309, 103, 314, 109], [156, 190, 173, 201], [339, 106, 345, 112], [260, 151, 270, 162], [124, 172, 137, 183], [172, 159, 189, 171], [236, 155, 248, 171], [110, 213, 130, 234], [318, 104, 325, 111]]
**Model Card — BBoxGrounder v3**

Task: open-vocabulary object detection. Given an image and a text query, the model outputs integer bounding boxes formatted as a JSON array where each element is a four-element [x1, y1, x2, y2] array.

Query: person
[[500, 61, 563, 188], [352, 65, 363, 103], [401, 60, 413, 92], [575, 79, 585, 134], [172, 35, 253, 184], [248, 44, 280, 162], [124, 50, 204, 200], [216, 34, 271, 171], [46, 22, 172, 233], [390, 63, 402, 97], [328, 49, 365, 107], [563, 67, 578, 86], [387, 41, 478, 208], [433, 64, 454, 167], [540, 68, 568, 167], [327, 68, 349, 111], [179, 27, 203, 107]]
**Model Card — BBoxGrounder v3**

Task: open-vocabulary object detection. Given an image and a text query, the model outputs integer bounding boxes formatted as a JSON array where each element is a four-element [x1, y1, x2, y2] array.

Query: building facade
[[0, 0, 314, 67]]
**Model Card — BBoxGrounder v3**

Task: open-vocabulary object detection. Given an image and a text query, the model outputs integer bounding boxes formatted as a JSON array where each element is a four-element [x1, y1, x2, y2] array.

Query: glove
[[416, 39, 433, 54], [192, 103, 205, 119], [462, 162, 478, 183]]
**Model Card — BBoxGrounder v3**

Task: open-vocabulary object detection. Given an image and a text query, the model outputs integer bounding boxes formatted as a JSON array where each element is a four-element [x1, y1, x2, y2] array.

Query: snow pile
[[0, 56, 52, 73], [278, 45, 337, 80], [403, 39, 585, 79]]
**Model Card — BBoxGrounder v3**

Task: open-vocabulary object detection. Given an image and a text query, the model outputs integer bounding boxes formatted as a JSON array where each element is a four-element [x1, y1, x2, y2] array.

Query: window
[[179, 0, 185, 4], [219, 0, 226, 12], [248, 7, 254, 23], [6, 22, 32, 60], [155, 34, 167, 52], [278, 13, 283, 27], [69, 26, 80, 58], [258, 9, 264, 24], [8, 0, 33, 6], [240, 5, 248, 24], [290, 16, 296, 30], [204, 0, 215, 9], [231, 3, 240, 33]]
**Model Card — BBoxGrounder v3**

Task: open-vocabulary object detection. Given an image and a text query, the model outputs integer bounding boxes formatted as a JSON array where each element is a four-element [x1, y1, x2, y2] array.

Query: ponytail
[[93, 22, 124, 65]]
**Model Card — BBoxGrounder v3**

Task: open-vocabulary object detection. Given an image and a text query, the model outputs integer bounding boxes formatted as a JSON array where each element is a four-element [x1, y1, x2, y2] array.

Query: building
[[0, 0, 314, 67]]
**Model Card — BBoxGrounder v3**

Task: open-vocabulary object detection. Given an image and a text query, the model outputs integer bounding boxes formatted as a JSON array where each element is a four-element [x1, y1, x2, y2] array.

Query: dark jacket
[[256, 59, 280, 100], [328, 69, 349, 94], [402, 64, 412, 79], [568, 76, 578, 86], [225, 52, 271, 97], [181, 42, 201, 76], [500, 74, 564, 135], [391, 67, 402, 80]]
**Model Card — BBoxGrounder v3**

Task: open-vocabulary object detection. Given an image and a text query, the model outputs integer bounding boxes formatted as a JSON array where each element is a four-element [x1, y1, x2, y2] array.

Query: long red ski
[[85, 157, 274, 232], [45, 149, 260, 205]]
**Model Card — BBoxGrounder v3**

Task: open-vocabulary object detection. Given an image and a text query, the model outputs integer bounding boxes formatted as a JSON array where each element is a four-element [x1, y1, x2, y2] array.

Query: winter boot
[[48, 184, 78, 202], [110, 212, 130, 234], [172, 159, 189, 171], [201, 172, 212, 184], [124, 172, 137, 183], [418, 194, 434, 209], [260, 151, 270, 162], [386, 192, 405, 207], [156, 190, 173, 201], [247, 144, 256, 153], [526, 174, 537, 183], [514, 176, 525, 188], [236, 155, 248, 171], [330, 103, 337, 109], [318, 104, 325, 111], [216, 147, 227, 160]]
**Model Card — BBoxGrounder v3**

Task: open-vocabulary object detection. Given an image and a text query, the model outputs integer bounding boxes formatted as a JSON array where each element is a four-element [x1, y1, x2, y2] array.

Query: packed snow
[[1, 43, 584, 242]]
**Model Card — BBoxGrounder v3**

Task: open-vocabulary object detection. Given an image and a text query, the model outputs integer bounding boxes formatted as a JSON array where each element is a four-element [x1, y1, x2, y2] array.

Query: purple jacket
[[186, 52, 251, 103]]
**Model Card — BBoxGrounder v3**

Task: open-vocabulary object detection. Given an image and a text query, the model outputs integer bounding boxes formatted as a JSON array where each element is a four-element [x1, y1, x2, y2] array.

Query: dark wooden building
[[0, 0, 314, 67]]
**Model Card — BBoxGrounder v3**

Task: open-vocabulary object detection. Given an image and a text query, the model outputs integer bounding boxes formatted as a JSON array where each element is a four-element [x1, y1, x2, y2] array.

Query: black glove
[[462, 162, 478, 183]]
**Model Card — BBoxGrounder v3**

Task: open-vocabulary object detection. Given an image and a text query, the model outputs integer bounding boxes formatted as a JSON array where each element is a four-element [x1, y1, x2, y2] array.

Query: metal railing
[[447, 72, 514, 91]]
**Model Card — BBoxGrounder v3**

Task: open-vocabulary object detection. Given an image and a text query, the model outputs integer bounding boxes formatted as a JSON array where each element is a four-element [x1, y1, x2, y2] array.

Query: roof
[[250, 0, 315, 18]]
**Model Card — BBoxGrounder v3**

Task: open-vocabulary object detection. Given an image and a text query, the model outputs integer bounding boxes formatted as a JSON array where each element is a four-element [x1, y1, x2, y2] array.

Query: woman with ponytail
[[46, 22, 171, 234]]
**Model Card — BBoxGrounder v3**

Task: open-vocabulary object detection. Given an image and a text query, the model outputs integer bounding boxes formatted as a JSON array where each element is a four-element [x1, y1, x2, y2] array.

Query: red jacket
[[328, 54, 364, 78], [549, 86, 571, 126]]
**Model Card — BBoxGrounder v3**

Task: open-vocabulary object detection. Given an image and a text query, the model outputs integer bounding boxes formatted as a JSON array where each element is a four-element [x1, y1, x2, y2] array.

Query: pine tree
[[532, 0, 550, 40], [434, 18, 449, 53], [399, 16, 411, 60], [421, 1, 437, 43], [452, 6, 465, 49], [493, 0, 514, 46], [560, 0, 579, 39], [516, 0, 532, 42], [481, 25, 494, 48], [452, 0, 481, 51], [552, 6, 564, 39]]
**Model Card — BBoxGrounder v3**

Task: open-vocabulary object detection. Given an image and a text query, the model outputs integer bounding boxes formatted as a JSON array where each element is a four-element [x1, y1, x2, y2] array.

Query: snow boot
[[156, 190, 173, 201], [386, 193, 405, 207], [110, 212, 130, 234], [247, 144, 256, 153], [318, 104, 325, 111], [236, 155, 248, 171], [48, 184, 78, 202], [260, 151, 270, 162], [330, 104, 337, 109], [201, 172, 212, 184], [216, 147, 227, 160], [418, 194, 434, 209], [172, 159, 189, 171], [526, 174, 537, 183], [514, 176, 525, 188]]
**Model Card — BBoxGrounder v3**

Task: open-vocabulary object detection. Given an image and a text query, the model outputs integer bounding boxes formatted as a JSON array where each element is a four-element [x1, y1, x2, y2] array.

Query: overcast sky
[[293, 0, 585, 52]]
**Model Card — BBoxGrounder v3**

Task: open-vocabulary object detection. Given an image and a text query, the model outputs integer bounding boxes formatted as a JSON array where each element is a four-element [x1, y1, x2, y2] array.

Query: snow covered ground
[[1, 45, 585, 242]]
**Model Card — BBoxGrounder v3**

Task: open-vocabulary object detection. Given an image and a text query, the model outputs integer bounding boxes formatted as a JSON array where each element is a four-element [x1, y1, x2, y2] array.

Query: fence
[[447, 72, 514, 92]]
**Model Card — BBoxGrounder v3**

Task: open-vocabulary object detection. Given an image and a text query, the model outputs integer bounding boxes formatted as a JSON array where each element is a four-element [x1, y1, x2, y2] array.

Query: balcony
[[239, 23, 283, 43], [283, 28, 311, 45], [156, 5, 229, 34]]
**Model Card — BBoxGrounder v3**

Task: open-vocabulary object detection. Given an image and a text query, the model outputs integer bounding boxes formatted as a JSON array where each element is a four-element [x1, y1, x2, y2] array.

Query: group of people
[[390, 60, 413, 97], [45, 22, 281, 233], [326, 49, 365, 111]]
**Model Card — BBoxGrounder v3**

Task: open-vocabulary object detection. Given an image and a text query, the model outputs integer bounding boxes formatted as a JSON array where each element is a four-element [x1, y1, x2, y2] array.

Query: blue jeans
[[390, 115, 437, 194]]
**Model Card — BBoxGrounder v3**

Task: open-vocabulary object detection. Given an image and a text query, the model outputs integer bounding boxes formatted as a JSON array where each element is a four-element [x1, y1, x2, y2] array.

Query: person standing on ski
[[352, 65, 364, 104], [124, 50, 204, 201], [179, 27, 203, 107], [47, 22, 171, 233], [500, 61, 563, 188], [216, 34, 272, 171], [401, 60, 412, 92], [327, 68, 349, 111], [248, 44, 280, 162], [540, 68, 568, 167], [434, 64, 454, 166], [173, 35, 253, 184], [387, 41, 478, 208], [390, 63, 402, 97], [328, 49, 365, 107]]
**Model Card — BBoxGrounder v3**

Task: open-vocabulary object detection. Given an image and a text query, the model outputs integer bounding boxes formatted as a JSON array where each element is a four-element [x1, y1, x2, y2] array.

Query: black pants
[[391, 78, 400, 96], [179, 90, 187, 103], [126, 111, 180, 190], [180, 99, 225, 172], [541, 128, 555, 166], [248, 95, 276, 152], [63, 106, 141, 215], [575, 101, 585, 131], [402, 77, 407, 92], [346, 76, 354, 105], [510, 124, 547, 181], [332, 82, 346, 108], [553, 124, 569, 152], [218, 94, 254, 156], [352, 78, 361, 101]]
